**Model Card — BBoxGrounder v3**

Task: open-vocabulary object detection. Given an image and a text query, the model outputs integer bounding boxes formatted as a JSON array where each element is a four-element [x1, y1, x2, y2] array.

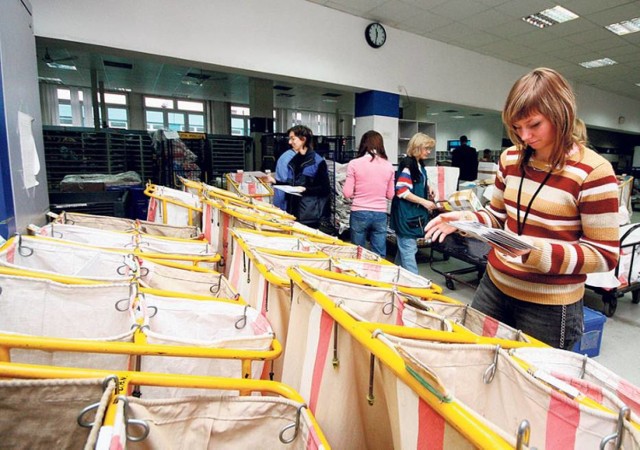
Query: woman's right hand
[[424, 211, 464, 243]]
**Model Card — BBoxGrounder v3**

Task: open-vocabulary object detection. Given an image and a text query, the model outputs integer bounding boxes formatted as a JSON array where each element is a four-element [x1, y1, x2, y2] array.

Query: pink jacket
[[343, 155, 395, 212]]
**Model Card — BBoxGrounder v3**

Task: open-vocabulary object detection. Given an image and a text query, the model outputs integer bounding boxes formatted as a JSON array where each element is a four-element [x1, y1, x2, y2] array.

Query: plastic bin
[[572, 306, 606, 357]]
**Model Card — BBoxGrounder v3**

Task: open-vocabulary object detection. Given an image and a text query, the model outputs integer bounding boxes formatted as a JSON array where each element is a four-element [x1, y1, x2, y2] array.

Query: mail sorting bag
[[52, 210, 201, 239], [512, 347, 640, 418], [0, 235, 237, 298], [385, 338, 640, 450], [331, 259, 439, 292], [228, 242, 333, 381], [33, 223, 218, 269], [283, 266, 547, 450], [181, 176, 295, 220], [0, 364, 330, 450], [225, 171, 275, 203], [0, 275, 134, 369], [227, 229, 383, 379], [0, 377, 107, 450], [145, 183, 202, 227], [133, 293, 275, 398], [201, 197, 339, 275]]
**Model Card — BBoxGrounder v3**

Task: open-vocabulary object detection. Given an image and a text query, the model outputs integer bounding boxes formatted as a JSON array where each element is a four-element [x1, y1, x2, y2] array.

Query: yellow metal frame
[[288, 265, 450, 301], [205, 198, 341, 244], [288, 266, 545, 348], [181, 176, 294, 219], [0, 361, 330, 448], [224, 172, 275, 199], [144, 183, 202, 226], [14, 234, 220, 267]]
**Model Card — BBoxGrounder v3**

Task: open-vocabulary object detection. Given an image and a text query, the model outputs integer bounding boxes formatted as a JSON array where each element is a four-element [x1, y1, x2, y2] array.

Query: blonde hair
[[406, 132, 435, 159], [502, 68, 578, 171], [574, 118, 588, 145]]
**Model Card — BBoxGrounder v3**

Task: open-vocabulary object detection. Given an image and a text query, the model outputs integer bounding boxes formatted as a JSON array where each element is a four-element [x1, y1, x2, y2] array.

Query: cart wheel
[[633, 290, 640, 304], [446, 278, 455, 290], [602, 295, 617, 317]]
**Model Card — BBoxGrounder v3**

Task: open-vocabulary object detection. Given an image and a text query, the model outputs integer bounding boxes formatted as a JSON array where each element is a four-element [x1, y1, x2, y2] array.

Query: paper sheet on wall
[[18, 111, 40, 189]]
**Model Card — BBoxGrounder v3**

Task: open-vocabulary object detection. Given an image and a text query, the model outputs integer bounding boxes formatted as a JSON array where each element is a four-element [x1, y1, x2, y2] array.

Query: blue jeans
[[472, 273, 583, 349], [350, 210, 388, 257], [394, 235, 419, 274]]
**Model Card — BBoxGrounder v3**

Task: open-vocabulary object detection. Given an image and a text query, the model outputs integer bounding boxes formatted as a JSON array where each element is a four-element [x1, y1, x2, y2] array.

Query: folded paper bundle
[[447, 189, 483, 212]]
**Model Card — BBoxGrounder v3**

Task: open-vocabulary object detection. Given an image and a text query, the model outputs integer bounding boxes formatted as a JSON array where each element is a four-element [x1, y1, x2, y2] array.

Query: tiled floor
[[413, 247, 640, 385]]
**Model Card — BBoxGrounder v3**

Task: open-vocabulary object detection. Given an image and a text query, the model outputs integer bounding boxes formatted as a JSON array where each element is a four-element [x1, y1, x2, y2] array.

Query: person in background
[[343, 130, 395, 257], [451, 134, 478, 181], [424, 67, 619, 349], [390, 132, 438, 274], [574, 118, 590, 148], [268, 125, 330, 229], [480, 148, 493, 162]]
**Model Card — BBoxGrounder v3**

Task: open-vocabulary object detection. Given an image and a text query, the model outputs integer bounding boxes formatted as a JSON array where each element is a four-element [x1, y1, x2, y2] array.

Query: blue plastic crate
[[572, 306, 606, 358]]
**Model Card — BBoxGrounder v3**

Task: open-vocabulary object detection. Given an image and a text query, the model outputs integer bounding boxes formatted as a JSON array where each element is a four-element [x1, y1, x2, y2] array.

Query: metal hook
[[382, 299, 395, 316], [278, 404, 306, 444], [461, 305, 469, 326], [209, 276, 222, 295], [115, 298, 130, 312], [367, 353, 376, 405], [235, 305, 249, 329], [76, 402, 100, 428], [332, 320, 339, 368], [600, 406, 630, 450], [515, 420, 531, 450], [77, 375, 119, 428], [16, 235, 34, 257], [483, 345, 501, 384], [580, 354, 588, 379], [117, 395, 151, 442], [147, 306, 158, 318]]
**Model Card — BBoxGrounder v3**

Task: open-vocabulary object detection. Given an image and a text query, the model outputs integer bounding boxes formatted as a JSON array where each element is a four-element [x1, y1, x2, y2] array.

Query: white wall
[[435, 117, 505, 153], [30, 0, 640, 135]]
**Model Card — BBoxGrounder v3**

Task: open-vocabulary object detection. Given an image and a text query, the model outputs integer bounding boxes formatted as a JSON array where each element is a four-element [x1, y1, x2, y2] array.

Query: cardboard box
[[448, 189, 483, 212], [572, 306, 606, 358]]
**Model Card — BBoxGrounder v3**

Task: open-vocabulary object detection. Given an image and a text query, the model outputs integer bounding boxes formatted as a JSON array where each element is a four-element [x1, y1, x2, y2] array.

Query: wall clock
[[365, 22, 386, 48]]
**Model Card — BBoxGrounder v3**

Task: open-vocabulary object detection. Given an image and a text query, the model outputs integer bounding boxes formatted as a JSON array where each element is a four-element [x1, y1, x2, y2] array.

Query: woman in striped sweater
[[424, 68, 620, 349]]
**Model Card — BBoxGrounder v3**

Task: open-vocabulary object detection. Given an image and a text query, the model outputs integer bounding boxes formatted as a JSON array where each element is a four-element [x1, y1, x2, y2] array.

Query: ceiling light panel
[[579, 58, 617, 68], [606, 17, 640, 36], [522, 5, 578, 29]]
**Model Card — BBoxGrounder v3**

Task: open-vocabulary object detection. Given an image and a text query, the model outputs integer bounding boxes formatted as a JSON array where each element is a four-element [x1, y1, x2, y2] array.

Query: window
[[286, 109, 337, 135], [231, 105, 250, 136], [144, 96, 206, 132], [96, 92, 129, 129]]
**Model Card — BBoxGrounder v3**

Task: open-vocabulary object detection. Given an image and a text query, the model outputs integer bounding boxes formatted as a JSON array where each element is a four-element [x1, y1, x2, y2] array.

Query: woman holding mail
[[424, 68, 619, 349]]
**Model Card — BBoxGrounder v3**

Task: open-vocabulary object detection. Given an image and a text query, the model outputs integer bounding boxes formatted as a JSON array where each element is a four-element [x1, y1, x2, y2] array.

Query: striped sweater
[[472, 145, 620, 305]]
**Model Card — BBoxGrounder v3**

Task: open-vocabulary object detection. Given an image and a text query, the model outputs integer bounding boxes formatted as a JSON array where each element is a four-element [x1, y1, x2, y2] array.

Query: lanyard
[[516, 169, 552, 236]]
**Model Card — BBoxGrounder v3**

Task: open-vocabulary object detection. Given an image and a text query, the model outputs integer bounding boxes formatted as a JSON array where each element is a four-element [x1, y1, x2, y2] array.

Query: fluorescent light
[[540, 6, 578, 23], [46, 62, 76, 70], [579, 58, 617, 68], [38, 77, 63, 83], [636, 83, 640, 87], [452, 115, 465, 119], [523, 5, 579, 29], [113, 87, 132, 92], [606, 17, 640, 35]]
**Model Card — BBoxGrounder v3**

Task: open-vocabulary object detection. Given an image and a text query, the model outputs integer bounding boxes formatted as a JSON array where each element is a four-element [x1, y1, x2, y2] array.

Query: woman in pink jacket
[[343, 130, 395, 257]]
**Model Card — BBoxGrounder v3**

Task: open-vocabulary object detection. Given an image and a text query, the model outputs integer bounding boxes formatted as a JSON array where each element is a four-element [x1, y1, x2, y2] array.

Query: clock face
[[365, 23, 386, 48]]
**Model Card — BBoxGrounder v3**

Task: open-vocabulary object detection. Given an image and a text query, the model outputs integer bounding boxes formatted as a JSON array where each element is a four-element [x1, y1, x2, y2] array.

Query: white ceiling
[[35, 0, 640, 123], [307, 0, 640, 101]]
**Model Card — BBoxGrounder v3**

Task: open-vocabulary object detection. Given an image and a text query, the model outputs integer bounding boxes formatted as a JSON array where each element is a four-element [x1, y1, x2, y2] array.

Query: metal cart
[[586, 223, 640, 317], [429, 233, 490, 290]]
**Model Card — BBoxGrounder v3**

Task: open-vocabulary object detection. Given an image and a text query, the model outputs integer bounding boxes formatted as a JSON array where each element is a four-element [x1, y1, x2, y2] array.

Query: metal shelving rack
[[42, 127, 154, 191]]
